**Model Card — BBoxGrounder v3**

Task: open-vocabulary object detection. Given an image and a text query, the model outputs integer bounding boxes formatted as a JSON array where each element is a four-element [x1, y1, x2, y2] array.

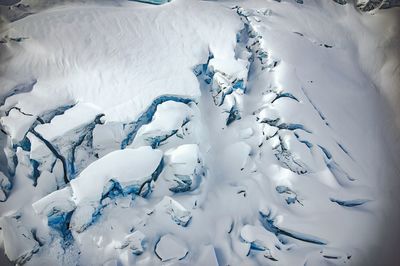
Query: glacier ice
[[0, 0, 398, 265]]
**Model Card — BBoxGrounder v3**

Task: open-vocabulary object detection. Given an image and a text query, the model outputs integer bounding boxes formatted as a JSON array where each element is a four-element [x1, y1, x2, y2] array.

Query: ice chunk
[[0, 171, 11, 202], [208, 58, 249, 81], [119, 230, 146, 255], [70, 146, 163, 204], [0, 108, 37, 143], [68, 146, 163, 232], [134, 101, 193, 147], [155, 234, 188, 262], [206, 57, 248, 106], [33, 146, 164, 233], [0, 214, 39, 264], [33, 102, 101, 143], [164, 144, 203, 193], [154, 196, 192, 227]]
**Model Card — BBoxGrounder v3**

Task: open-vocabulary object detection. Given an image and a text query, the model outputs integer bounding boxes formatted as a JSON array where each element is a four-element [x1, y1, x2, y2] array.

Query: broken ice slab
[[71, 146, 163, 204], [68, 146, 163, 232], [208, 58, 249, 83], [154, 196, 192, 227], [32, 186, 76, 237], [207, 57, 249, 106], [134, 101, 194, 148], [1, 107, 37, 143], [164, 144, 203, 193], [32, 146, 163, 233], [33, 102, 101, 143], [0, 171, 11, 201], [240, 224, 279, 257], [211, 72, 245, 106], [255, 106, 280, 124], [155, 234, 188, 262], [0, 214, 39, 264], [119, 230, 146, 255]]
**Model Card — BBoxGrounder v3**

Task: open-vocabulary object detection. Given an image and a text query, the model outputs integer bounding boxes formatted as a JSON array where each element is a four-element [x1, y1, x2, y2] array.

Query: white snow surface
[[0, 0, 399, 265]]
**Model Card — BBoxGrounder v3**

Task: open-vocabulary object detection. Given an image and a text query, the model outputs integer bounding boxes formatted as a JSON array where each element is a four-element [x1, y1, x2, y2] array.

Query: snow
[[155, 234, 188, 262], [0, 0, 399, 265], [194, 245, 218, 266]]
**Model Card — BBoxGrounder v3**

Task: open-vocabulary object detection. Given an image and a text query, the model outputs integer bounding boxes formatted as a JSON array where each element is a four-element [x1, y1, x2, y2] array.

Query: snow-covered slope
[[0, 0, 399, 265]]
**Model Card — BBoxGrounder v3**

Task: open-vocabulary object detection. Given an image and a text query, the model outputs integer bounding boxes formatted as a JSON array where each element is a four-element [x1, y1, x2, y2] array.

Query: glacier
[[0, 0, 399, 265]]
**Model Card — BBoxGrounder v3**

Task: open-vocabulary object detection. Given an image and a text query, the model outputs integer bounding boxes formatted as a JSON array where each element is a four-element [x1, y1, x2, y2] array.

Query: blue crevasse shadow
[[120, 96, 193, 149], [259, 210, 327, 245]]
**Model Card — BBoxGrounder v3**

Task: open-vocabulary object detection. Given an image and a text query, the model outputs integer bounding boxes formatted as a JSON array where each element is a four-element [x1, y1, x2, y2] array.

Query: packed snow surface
[[0, 0, 399, 265]]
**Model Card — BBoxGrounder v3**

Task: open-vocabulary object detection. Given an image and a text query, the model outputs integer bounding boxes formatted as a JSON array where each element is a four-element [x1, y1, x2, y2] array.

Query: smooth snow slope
[[0, 0, 399, 265]]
